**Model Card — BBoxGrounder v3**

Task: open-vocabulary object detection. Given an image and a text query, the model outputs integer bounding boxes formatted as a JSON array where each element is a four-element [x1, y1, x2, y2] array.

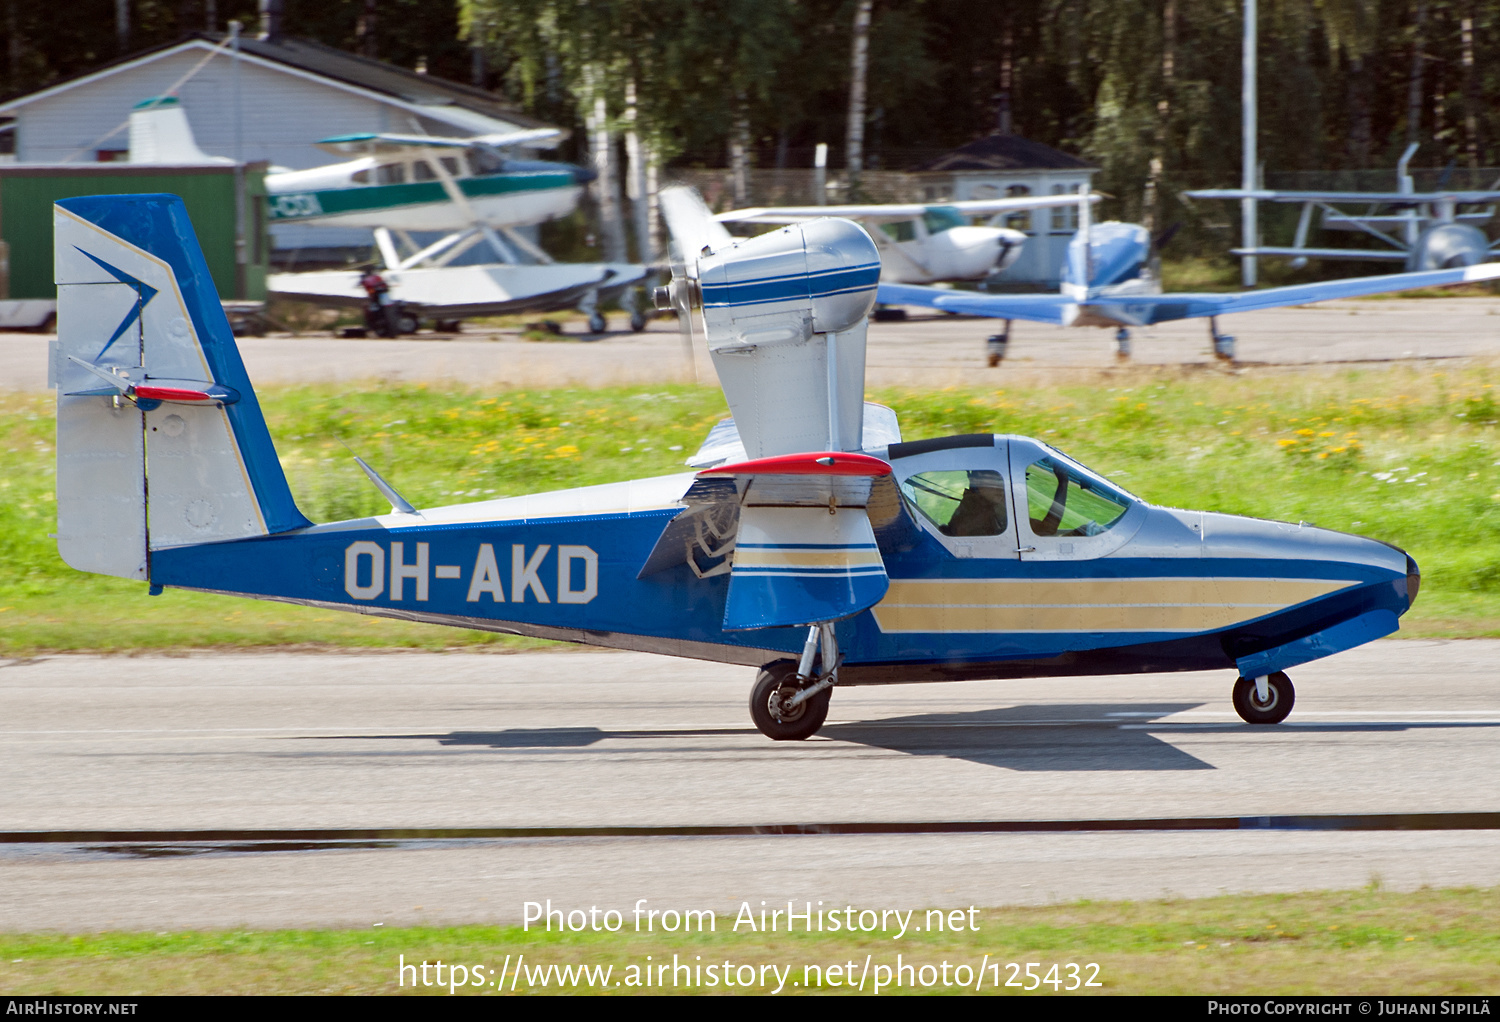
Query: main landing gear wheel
[[749, 660, 831, 741], [588, 311, 608, 334], [1232, 671, 1295, 724]]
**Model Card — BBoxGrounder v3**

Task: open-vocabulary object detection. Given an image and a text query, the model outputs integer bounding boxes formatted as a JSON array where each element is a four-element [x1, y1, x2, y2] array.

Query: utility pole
[[845, 0, 872, 197], [1241, 0, 1257, 287], [116, 0, 130, 54], [231, 20, 246, 300]]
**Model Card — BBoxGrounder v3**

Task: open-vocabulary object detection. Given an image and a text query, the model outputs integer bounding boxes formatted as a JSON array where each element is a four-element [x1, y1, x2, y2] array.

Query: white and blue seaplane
[[52, 192, 1419, 739]]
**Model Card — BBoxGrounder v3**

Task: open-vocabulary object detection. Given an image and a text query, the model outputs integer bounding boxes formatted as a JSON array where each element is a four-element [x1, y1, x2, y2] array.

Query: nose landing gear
[[1231, 671, 1294, 724], [985, 319, 1013, 367], [1210, 316, 1236, 362], [1114, 327, 1132, 360]]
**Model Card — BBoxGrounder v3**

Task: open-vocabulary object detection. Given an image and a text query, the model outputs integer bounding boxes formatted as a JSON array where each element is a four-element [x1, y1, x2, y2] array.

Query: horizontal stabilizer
[[723, 506, 888, 630]]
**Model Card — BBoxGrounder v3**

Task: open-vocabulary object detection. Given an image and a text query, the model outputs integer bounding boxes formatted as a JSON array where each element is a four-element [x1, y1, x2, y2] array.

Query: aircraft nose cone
[[1405, 552, 1421, 607], [571, 164, 598, 185]]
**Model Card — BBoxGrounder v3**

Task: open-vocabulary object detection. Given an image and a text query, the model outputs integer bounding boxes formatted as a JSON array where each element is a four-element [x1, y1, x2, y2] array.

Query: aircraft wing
[[1100, 262, 1500, 325], [880, 264, 1500, 328], [316, 128, 562, 155], [876, 283, 1077, 325], [1186, 188, 1500, 205], [719, 193, 1098, 225]]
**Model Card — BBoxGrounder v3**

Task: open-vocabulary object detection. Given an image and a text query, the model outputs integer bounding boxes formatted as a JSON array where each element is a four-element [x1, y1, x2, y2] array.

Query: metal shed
[[0, 162, 268, 302]]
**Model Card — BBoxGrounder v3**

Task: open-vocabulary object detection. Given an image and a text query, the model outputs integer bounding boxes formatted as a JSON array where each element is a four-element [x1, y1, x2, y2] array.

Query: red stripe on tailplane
[[134, 385, 214, 403], [700, 452, 892, 478]]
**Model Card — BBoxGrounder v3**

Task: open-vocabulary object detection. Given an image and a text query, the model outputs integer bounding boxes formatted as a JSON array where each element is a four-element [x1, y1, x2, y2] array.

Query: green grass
[[6, 366, 1500, 652], [1, 887, 1497, 994]]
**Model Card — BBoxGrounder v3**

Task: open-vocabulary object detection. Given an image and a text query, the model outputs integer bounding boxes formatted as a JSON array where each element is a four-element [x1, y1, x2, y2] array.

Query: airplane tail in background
[[52, 193, 309, 581], [127, 97, 233, 165]]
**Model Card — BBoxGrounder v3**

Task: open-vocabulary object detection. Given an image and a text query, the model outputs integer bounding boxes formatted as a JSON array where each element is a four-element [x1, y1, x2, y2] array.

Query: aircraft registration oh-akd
[[52, 192, 1418, 739], [878, 190, 1500, 365]]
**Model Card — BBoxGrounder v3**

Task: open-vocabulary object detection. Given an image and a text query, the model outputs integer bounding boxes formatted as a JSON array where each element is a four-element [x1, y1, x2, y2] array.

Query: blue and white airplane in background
[[878, 192, 1500, 365], [53, 192, 1418, 739]]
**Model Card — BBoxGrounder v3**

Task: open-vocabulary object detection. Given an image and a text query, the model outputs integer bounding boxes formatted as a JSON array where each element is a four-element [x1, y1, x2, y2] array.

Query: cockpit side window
[[880, 220, 918, 243], [901, 469, 1008, 537], [375, 162, 407, 185], [1024, 457, 1130, 537], [467, 148, 504, 175]]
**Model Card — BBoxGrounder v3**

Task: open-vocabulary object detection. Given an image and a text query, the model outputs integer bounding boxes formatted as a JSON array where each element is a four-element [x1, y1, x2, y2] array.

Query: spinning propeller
[[656, 186, 736, 381]]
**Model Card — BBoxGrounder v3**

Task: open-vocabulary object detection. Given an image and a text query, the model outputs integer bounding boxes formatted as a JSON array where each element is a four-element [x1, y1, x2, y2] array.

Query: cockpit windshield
[[1023, 455, 1133, 537], [921, 206, 967, 236]]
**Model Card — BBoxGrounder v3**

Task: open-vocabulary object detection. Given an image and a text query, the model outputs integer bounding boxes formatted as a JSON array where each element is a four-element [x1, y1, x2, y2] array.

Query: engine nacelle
[[690, 219, 881, 460], [698, 218, 879, 349]]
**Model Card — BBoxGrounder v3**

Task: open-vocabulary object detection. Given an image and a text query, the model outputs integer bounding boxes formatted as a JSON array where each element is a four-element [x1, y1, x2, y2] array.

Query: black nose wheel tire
[[749, 660, 831, 741], [1232, 671, 1295, 724]]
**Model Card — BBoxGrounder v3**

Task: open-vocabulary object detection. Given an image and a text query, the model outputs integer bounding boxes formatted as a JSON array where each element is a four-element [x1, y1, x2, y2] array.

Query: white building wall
[[10, 43, 534, 252], [13, 43, 525, 171]]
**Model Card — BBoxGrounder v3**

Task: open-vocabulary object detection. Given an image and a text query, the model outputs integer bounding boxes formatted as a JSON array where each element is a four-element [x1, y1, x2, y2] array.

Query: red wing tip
[[700, 452, 892, 477]]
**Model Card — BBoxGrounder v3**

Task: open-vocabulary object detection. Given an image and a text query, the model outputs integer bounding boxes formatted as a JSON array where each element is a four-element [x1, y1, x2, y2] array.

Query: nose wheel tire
[[1232, 672, 1295, 724], [749, 660, 831, 741]]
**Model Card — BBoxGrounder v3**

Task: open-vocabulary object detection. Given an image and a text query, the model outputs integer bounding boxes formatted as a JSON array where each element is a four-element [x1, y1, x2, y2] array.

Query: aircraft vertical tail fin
[[53, 193, 309, 580], [127, 97, 232, 165]]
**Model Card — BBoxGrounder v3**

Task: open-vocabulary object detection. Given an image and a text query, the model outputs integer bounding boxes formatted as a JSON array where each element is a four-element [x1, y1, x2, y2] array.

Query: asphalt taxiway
[[2, 640, 1498, 930], [4, 296, 1500, 393]]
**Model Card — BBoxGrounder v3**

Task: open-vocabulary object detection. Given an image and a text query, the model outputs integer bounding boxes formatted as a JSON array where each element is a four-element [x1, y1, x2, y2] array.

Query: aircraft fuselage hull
[[267, 172, 582, 231], [149, 503, 1412, 683]]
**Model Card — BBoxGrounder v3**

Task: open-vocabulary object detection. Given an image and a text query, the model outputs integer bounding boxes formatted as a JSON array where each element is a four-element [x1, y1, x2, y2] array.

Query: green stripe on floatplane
[[266, 171, 576, 221]]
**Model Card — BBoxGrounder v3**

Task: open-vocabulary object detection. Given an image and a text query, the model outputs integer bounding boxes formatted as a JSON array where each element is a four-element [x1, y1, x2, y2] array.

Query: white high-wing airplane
[[715, 194, 1100, 290], [265, 131, 646, 332], [120, 98, 647, 333]]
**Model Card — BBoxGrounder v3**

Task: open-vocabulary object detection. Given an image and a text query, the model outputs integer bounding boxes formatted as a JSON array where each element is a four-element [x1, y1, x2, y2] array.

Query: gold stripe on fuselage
[[870, 577, 1357, 633], [733, 548, 885, 569]]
